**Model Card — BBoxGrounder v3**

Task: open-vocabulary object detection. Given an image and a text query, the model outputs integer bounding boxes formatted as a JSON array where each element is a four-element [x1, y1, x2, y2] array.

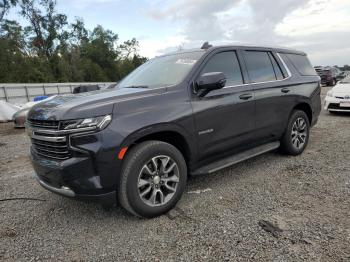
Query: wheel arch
[[293, 102, 313, 124], [121, 124, 195, 166]]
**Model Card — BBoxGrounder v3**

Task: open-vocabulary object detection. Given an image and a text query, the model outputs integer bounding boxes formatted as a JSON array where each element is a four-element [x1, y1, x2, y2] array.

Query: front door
[[190, 50, 255, 161]]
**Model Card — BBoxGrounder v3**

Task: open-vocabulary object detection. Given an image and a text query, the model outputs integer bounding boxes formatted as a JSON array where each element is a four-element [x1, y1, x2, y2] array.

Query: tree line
[[336, 65, 350, 71], [0, 0, 147, 83]]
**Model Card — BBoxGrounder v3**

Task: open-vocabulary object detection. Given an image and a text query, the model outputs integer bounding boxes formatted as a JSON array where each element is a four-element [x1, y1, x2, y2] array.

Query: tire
[[118, 141, 187, 218], [328, 78, 336, 86], [280, 110, 310, 156]]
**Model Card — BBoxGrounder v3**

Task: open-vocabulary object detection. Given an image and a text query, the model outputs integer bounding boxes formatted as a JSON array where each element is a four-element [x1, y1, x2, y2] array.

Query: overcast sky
[[55, 0, 350, 66]]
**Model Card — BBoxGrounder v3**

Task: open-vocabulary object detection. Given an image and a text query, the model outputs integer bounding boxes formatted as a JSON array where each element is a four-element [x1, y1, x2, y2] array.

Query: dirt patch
[[0, 123, 25, 136], [0, 228, 17, 238]]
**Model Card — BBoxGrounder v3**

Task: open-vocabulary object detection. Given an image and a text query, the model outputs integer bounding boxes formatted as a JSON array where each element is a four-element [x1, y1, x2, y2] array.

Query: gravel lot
[[1, 86, 349, 261]]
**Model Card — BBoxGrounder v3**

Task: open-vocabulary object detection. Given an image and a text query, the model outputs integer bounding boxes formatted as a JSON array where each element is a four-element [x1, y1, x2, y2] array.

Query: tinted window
[[268, 53, 284, 80], [323, 70, 331, 76], [244, 51, 276, 82], [286, 54, 317, 76], [201, 51, 243, 86], [118, 51, 204, 89]]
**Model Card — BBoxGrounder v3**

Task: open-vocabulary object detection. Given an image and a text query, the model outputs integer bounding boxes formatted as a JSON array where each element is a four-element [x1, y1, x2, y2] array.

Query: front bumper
[[31, 149, 119, 207], [35, 173, 117, 207], [36, 175, 75, 197], [324, 96, 350, 112], [28, 124, 124, 207]]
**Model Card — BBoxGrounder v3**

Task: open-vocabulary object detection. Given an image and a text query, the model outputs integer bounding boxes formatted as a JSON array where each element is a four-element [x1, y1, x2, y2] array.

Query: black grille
[[31, 138, 71, 160], [28, 119, 60, 130], [28, 119, 71, 160]]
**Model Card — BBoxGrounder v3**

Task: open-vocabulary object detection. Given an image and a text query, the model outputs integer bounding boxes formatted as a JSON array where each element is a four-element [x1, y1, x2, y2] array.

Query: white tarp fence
[[0, 82, 114, 104], [0, 101, 20, 122]]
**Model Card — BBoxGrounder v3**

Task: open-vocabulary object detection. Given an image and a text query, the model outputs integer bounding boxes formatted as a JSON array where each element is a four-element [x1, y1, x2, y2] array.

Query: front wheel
[[280, 110, 310, 155], [118, 141, 187, 218]]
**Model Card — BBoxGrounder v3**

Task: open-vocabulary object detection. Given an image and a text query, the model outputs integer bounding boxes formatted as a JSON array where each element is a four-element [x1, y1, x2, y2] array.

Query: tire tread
[[280, 110, 310, 156], [118, 140, 186, 218]]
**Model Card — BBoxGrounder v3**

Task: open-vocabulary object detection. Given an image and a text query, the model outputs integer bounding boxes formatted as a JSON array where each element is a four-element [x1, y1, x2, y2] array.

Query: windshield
[[117, 51, 204, 89]]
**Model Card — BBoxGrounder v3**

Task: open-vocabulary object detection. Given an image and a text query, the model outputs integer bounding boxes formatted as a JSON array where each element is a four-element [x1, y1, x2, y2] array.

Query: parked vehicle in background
[[324, 76, 350, 113], [13, 106, 33, 128], [339, 71, 347, 80], [13, 96, 55, 128], [72, 85, 101, 94], [26, 44, 321, 218], [104, 83, 118, 89], [315, 66, 343, 86], [314, 66, 323, 74]]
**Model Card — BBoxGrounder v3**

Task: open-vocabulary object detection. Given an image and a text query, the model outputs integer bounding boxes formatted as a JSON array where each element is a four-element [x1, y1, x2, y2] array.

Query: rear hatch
[[318, 70, 331, 82]]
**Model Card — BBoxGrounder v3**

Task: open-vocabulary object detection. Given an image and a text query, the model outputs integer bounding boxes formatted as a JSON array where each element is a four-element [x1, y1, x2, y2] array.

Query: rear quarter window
[[286, 54, 317, 76]]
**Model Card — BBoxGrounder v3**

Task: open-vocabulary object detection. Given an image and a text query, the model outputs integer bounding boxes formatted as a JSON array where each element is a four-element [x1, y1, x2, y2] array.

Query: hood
[[332, 82, 350, 94], [28, 87, 163, 121]]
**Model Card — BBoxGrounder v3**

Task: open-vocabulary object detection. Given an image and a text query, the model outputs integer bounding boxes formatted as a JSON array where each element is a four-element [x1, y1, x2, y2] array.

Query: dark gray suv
[[26, 44, 321, 217]]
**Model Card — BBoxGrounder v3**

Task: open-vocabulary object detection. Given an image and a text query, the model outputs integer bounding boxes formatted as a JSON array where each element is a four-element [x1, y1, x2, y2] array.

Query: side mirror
[[196, 72, 226, 97]]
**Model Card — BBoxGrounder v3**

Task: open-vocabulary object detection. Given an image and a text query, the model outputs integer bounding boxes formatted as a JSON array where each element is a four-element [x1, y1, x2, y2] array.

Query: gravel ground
[[1, 86, 350, 261]]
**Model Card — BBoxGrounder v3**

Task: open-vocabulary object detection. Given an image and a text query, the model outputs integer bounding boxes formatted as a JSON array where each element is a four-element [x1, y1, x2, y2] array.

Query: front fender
[[120, 123, 197, 161]]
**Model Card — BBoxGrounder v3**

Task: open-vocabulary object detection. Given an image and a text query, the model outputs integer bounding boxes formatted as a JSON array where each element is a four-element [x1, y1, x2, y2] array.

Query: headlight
[[61, 115, 112, 131], [326, 91, 333, 97]]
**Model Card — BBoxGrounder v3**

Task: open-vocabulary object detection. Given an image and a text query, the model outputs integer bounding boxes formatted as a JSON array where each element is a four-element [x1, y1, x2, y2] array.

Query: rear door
[[242, 50, 293, 141], [191, 50, 255, 161]]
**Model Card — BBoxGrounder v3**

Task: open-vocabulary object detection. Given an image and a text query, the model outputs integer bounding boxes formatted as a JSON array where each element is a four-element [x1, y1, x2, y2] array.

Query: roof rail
[[201, 42, 213, 50]]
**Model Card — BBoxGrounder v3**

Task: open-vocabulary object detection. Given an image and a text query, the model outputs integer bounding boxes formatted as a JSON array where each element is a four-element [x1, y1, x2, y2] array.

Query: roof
[[160, 44, 306, 57]]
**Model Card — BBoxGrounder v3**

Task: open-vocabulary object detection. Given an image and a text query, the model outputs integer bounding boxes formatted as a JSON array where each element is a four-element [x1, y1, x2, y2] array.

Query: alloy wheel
[[137, 155, 179, 207], [291, 117, 308, 149]]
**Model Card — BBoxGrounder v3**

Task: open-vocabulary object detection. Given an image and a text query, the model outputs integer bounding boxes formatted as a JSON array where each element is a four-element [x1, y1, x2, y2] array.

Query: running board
[[191, 141, 280, 176]]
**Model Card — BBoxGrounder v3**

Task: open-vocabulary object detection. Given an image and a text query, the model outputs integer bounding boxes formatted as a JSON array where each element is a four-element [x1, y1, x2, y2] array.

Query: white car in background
[[324, 76, 350, 113]]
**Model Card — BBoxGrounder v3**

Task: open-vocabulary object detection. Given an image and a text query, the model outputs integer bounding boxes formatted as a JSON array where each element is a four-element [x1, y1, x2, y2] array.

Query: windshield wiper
[[123, 85, 149, 89]]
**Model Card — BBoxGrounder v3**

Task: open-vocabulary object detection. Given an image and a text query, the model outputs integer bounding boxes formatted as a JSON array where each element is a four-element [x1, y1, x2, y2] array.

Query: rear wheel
[[280, 110, 310, 155], [118, 141, 187, 218], [328, 78, 336, 86]]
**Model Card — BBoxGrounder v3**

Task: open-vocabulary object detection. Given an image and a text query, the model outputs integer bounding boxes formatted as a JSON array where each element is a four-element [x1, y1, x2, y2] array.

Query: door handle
[[239, 93, 253, 100], [281, 88, 290, 93]]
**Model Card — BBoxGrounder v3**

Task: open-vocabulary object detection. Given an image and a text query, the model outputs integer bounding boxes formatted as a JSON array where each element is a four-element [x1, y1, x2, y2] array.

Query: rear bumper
[[320, 76, 332, 85]]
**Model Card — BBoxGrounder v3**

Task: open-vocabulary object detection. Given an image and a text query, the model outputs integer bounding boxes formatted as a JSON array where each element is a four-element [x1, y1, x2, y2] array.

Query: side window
[[268, 53, 284, 80], [200, 51, 243, 86], [286, 54, 317, 76], [244, 51, 277, 83]]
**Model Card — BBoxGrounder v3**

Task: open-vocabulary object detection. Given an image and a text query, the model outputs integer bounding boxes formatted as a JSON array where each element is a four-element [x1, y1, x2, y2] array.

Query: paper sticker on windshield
[[175, 59, 197, 65]]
